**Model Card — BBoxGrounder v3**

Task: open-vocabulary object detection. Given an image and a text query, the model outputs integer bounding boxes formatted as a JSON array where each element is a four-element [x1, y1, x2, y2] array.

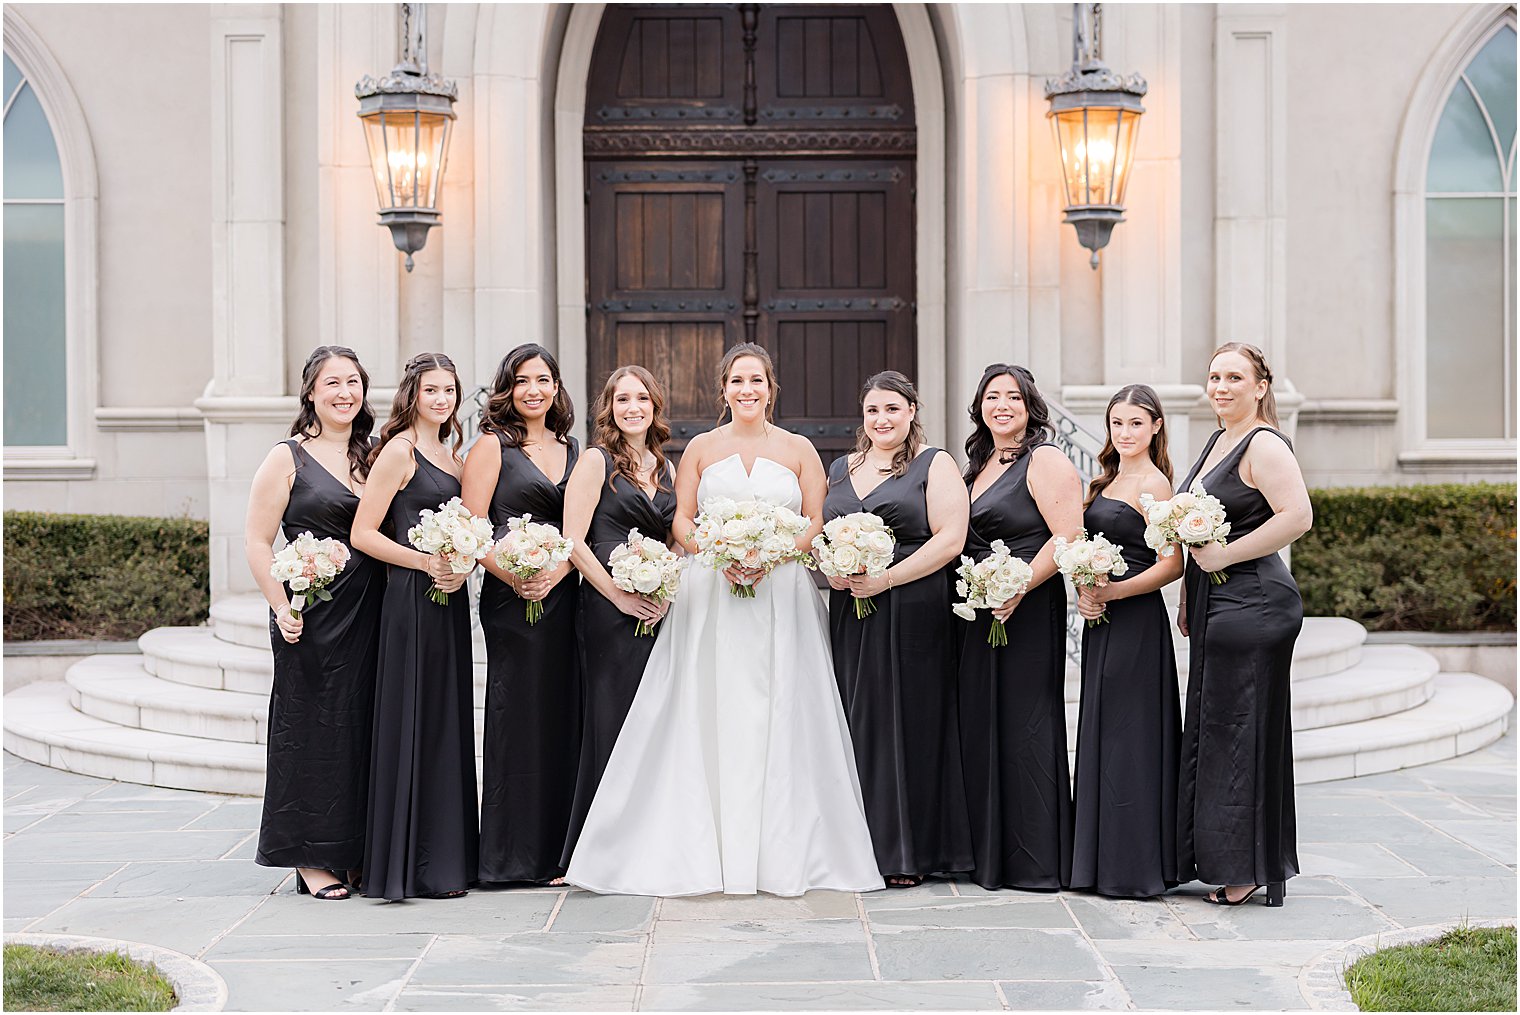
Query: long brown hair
[[849, 370, 926, 480], [290, 345, 375, 482], [1085, 384, 1173, 508], [1210, 341, 1279, 427], [593, 365, 673, 493], [369, 352, 464, 466], [714, 342, 780, 424], [963, 363, 1053, 481], [480, 343, 576, 449]]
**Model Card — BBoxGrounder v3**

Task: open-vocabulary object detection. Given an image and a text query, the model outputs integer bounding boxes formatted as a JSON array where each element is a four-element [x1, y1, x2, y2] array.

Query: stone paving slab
[[3, 724, 1516, 1011]]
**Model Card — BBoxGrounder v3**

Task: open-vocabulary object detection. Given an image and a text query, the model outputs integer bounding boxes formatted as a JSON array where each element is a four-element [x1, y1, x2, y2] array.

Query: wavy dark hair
[[480, 343, 575, 448], [593, 365, 673, 493], [1085, 384, 1173, 508], [715, 342, 780, 424], [370, 352, 464, 466], [1210, 341, 1279, 427], [963, 363, 1053, 481], [849, 370, 926, 480], [289, 345, 375, 482]]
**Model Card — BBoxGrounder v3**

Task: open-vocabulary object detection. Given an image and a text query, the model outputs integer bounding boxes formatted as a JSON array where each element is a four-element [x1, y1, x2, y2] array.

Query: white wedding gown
[[565, 453, 884, 897]]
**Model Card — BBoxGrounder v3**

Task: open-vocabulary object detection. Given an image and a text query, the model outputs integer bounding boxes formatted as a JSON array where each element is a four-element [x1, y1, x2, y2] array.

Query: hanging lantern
[[356, 3, 457, 271], [1044, 4, 1147, 269]]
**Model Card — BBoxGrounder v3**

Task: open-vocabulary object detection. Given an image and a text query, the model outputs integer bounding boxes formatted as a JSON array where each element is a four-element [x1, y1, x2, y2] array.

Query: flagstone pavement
[[4, 727, 1514, 1012]]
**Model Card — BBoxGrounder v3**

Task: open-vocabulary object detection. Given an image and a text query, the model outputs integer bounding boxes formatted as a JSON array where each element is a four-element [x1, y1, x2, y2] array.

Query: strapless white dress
[[565, 454, 884, 896]]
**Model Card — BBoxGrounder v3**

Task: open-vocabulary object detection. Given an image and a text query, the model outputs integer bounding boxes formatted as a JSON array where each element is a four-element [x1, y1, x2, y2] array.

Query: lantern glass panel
[[379, 111, 450, 209], [1109, 109, 1142, 206], [362, 113, 394, 208]]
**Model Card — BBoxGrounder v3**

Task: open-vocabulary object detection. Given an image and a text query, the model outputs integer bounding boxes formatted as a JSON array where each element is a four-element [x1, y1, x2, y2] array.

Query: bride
[[565, 343, 884, 897]]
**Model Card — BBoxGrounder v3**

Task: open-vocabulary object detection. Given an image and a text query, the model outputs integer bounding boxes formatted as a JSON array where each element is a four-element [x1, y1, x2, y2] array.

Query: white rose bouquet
[[608, 527, 684, 637], [812, 511, 896, 619], [406, 496, 496, 606], [269, 531, 350, 620], [493, 513, 575, 624], [689, 496, 812, 598], [1052, 530, 1129, 627], [952, 540, 1035, 647], [1140, 479, 1232, 583]]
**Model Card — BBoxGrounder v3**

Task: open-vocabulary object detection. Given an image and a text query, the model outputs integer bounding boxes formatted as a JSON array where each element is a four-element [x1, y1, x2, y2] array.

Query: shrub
[[1294, 483, 1515, 632], [3, 511, 210, 641]]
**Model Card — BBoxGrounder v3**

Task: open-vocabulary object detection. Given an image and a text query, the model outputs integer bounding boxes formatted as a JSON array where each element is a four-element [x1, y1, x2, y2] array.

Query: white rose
[[522, 546, 550, 571], [454, 529, 478, 555], [632, 560, 663, 594], [722, 519, 748, 542], [1089, 548, 1115, 573], [833, 545, 863, 573], [288, 575, 311, 591], [1146, 501, 1172, 525], [865, 530, 894, 556], [1178, 509, 1214, 542]]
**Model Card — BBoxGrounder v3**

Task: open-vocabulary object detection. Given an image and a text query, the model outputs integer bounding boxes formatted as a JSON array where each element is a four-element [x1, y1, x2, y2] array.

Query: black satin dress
[[1069, 494, 1180, 898], [825, 450, 973, 879], [365, 450, 479, 899], [1177, 427, 1302, 888], [478, 437, 581, 884], [957, 442, 1072, 891], [257, 440, 383, 873], [562, 450, 677, 866]]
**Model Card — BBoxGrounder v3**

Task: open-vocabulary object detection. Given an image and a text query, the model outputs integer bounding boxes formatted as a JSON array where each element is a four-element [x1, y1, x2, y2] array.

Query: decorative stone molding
[[2, 457, 98, 481], [1296, 400, 1400, 426], [581, 126, 918, 156], [94, 407, 204, 432]]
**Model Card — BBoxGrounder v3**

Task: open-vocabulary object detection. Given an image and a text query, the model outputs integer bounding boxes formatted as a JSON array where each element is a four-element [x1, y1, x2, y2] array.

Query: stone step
[[1292, 673, 1513, 783], [212, 593, 491, 660], [67, 656, 269, 744], [2, 681, 266, 795]]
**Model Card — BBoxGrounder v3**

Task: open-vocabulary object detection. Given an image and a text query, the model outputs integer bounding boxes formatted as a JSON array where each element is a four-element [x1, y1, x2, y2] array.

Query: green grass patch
[[2, 944, 176, 1012], [1345, 925, 1516, 1012]]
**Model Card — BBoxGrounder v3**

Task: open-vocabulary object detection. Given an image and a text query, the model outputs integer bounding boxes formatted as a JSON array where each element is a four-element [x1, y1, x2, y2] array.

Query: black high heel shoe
[[1205, 881, 1285, 907], [295, 871, 351, 900]]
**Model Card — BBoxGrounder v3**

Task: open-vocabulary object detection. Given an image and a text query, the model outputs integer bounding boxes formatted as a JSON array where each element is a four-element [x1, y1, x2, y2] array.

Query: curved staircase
[[4, 597, 1513, 794]]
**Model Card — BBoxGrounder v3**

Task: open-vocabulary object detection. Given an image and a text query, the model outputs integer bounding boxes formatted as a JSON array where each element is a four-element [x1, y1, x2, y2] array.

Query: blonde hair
[[1210, 342, 1279, 427]]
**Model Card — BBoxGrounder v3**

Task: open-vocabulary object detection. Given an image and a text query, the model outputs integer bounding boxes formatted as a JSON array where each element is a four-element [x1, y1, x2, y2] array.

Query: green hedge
[[1295, 483, 1516, 632], [3, 511, 210, 641]]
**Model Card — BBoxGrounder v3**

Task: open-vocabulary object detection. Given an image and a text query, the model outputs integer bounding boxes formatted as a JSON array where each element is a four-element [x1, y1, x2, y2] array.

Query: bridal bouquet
[[407, 496, 496, 606], [608, 527, 684, 636], [1053, 530, 1129, 626], [953, 540, 1034, 647], [690, 496, 811, 598], [812, 512, 896, 619], [1140, 480, 1232, 583], [270, 531, 350, 620], [494, 514, 575, 624]]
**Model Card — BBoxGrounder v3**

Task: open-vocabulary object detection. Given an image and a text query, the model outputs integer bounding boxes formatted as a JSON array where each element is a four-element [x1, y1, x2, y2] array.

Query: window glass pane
[[1426, 197, 1505, 438], [1466, 27, 1517, 161], [1428, 79, 1503, 192], [3, 83, 64, 199], [4, 54, 21, 107], [3, 203, 67, 446]]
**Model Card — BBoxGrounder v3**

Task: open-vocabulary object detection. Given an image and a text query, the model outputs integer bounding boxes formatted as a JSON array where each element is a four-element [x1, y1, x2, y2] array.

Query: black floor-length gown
[[1069, 494, 1180, 898], [1177, 427, 1302, 888], [825, 450, 973, 879], [957, 442, 1072, 891], [477, 437, 581, 884], [561, 450, 676, 866], [364, 450, 479, 899], [257, 439, 383, 874]]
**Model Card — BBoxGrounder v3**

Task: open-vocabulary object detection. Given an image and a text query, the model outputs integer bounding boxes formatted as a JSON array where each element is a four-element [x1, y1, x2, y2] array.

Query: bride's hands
[[723, 562, 767, 588]]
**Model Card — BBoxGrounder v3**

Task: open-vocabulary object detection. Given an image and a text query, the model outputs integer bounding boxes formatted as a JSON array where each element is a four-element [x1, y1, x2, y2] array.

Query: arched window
[[3, 51, 67, 447]]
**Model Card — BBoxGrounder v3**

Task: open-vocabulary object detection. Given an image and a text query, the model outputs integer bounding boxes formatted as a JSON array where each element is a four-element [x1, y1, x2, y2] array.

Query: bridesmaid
[[559, 365, 677, 865], [1176, 342, 1312, 908], [1069, 384, 1184, 898], [957, 364, 1083, 891], [245, 346, 383, 900], [824, 371, 973, 888], [353, 353, 478, 900], [461, 342, 580, 885]]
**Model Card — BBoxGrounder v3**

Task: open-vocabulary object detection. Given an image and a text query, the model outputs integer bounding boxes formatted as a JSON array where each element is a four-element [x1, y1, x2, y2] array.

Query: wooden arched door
[[584, 4, 917, 460]]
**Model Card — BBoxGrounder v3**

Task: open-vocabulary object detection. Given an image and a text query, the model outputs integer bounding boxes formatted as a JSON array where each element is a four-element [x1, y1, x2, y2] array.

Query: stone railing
[[1047, 399, 1105, 666]]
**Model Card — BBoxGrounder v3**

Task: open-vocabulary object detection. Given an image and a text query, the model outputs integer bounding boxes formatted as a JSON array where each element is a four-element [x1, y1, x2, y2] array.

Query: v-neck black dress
[[824, 449, 973, 879], [257, 439, 384, 874], [477, 436, 582, 884], [365, 449, 479, 900], [1069, 493, 1180, 898], [1177, 427, 1302, 888], [562, 449, 677, 866], [957, 442, 1072, 891]]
